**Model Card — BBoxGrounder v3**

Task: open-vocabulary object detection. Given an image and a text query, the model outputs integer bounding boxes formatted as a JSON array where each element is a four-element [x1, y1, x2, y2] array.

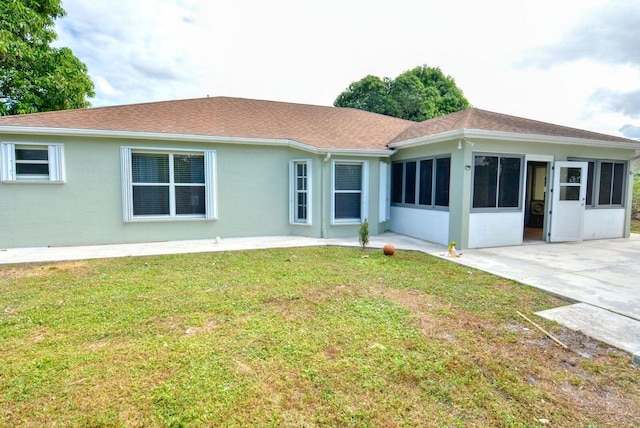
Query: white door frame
[[549, 161, 589, 242]]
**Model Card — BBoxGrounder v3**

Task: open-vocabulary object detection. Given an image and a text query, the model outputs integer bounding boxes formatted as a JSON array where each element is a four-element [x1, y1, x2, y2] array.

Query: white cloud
[[52, 0, 640, 137]]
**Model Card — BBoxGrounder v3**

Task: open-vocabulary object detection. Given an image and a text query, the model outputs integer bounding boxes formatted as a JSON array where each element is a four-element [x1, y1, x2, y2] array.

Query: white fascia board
[[389, 128, 640, 151], [0, 126, 395, 157], [322, 148, 395, 157]]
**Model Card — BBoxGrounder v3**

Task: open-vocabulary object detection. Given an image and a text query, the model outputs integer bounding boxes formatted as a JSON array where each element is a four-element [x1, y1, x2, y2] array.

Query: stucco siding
[[389, 207, 449, 245], [584, 208, 625, 240], [468, 212, 524, 248], [0, 136, 319, 248]]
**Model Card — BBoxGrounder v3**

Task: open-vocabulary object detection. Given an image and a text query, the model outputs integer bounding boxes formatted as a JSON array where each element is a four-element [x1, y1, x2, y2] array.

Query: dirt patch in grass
[[0, 261, 97, 279], [384, 285, 639, 427], [1, 247, 639, 427]]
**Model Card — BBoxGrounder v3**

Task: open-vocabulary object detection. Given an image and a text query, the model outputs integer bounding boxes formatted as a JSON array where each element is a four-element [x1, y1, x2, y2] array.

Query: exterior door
[[549, 161, 588, 242]]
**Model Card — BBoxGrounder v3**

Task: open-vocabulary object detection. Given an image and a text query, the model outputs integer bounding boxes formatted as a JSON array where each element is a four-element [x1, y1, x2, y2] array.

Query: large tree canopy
[[0, 0, 94, 115], [334, 65, 470, 121]]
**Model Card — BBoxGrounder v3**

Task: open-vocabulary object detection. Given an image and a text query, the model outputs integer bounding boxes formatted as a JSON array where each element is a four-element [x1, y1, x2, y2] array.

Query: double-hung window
[[472, 154, 523, 210], [290, 160, 312, 224], [121, 147, 217, 221], [333, 161, 368, 223], [391, 155, 450, 208], [569, 158, 626, 207], [1, 142, 65, 182]]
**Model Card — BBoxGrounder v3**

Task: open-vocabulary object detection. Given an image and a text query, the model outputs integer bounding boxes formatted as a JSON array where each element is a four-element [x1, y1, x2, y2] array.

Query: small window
[[333, 161, 368, 223], [472, 154, 523, 210], [121, 147, 216, 221], [290, 160, 312, 225], [391, 155, 450, 209], [1, 143, 65, 182]]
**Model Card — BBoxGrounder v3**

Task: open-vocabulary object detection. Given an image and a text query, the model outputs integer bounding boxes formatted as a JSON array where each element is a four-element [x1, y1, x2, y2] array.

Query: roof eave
[[0, 126, 396, 157], [389, 129, 640, 150]]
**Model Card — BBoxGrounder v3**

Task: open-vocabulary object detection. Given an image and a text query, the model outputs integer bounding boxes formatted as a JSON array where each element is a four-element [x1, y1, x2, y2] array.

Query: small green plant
[[358, 219, 369, 249]]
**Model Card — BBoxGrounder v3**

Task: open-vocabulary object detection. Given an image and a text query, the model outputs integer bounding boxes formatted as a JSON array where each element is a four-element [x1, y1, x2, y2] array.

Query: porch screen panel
[[404, 161, 417, 204], [473, 156, 498, 208], [391, 162, 404, 204], [612, 163, 624, 205], [434, 157, 451, 207], [418, 159, 433, 205], [498, 157, 521, 208]]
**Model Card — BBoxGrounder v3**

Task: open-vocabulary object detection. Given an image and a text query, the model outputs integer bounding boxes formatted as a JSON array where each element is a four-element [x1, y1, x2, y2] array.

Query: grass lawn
[[1, 247, 639, 427], [632, 218, 640, 234]]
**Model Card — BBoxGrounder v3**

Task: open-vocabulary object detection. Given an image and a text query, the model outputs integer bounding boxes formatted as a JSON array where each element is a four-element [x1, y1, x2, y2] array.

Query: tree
[[0, 0, 94, 115], [334, 65, 470, 121]]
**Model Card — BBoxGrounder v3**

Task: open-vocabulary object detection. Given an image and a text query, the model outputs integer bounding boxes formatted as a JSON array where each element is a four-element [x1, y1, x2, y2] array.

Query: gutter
[[389, 129, 640, 150], [0, 125, 396, 158]]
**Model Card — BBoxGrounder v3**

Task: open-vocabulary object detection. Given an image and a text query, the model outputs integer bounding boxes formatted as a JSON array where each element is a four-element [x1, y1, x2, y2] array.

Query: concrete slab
[[441, 235, 640, 322], [0, 233, 446, 265], [537, 303, 640, 355]]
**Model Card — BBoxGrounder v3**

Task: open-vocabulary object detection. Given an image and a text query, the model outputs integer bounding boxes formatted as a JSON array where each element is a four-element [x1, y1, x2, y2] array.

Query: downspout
[[321, 152, 332, 238]]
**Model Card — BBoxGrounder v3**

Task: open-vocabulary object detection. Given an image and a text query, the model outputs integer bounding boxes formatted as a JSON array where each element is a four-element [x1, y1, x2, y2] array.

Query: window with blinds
[[333, 161, 368, 223], [121, 148, 216, 221]]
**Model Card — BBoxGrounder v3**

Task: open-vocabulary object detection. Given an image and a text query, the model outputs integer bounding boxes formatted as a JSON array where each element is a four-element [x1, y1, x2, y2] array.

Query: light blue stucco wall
[[0, 134, 387, 248]]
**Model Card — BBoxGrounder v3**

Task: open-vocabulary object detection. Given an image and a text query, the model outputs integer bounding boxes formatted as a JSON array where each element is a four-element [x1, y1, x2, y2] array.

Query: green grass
[[1, 247, 639, 427]]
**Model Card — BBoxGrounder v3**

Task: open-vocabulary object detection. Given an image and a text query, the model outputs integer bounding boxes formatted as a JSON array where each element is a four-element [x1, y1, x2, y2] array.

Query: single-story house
[[1, 97, 638, 250]]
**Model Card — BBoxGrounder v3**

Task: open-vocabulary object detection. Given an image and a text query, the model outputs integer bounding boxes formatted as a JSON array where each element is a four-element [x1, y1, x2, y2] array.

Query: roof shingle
[[389, 108, 637, 144], [1, 98, 636, 150], [0, 97, 414, 151]]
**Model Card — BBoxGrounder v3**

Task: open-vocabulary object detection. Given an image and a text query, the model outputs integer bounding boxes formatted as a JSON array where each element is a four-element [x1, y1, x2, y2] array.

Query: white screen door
[[549, 161, 588, 242]]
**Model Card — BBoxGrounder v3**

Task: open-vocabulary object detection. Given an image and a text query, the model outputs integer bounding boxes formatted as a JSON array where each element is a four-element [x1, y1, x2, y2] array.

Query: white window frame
[[1, 142, 65, 183], [120, 147, 217, 222], [289, 159, 312, 225], [331, 160, 369, 225]]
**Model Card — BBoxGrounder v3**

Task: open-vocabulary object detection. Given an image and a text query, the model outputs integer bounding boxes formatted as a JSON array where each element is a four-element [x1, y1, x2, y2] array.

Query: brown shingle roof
[[389, 107, 637, 145], [0, 97, 414, 151], [1, 100, 636, 150]]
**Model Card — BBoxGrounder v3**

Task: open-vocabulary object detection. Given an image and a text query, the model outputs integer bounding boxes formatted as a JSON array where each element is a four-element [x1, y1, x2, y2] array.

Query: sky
[[53, 0, 640, 139]]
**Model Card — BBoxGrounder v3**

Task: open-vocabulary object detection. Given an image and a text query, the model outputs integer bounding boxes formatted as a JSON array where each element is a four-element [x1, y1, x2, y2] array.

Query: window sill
[[2, 179, 65, 184], [391, 204, 450, 212], [126, 216, 213, 223], [331, 219, 363, 226]]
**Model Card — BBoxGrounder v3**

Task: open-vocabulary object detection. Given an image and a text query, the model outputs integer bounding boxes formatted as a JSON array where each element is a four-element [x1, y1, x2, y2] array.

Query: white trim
[[0, 126, 396, 157], [389, 129, 640, 151], [0, 142, 15, 181], [289, 159, 313, 225], [379, 161, 389, 222], [525, 154, 554, 163], [204, 151, 217, 220], [120, 147, 133, 222]]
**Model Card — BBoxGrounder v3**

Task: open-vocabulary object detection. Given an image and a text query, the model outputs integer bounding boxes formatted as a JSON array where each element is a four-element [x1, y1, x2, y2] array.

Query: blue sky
[[54, 0, 640, 139]]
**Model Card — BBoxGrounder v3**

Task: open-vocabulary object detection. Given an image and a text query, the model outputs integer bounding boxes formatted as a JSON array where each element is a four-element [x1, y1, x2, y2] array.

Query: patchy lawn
[[1, 247, 638, 427]]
